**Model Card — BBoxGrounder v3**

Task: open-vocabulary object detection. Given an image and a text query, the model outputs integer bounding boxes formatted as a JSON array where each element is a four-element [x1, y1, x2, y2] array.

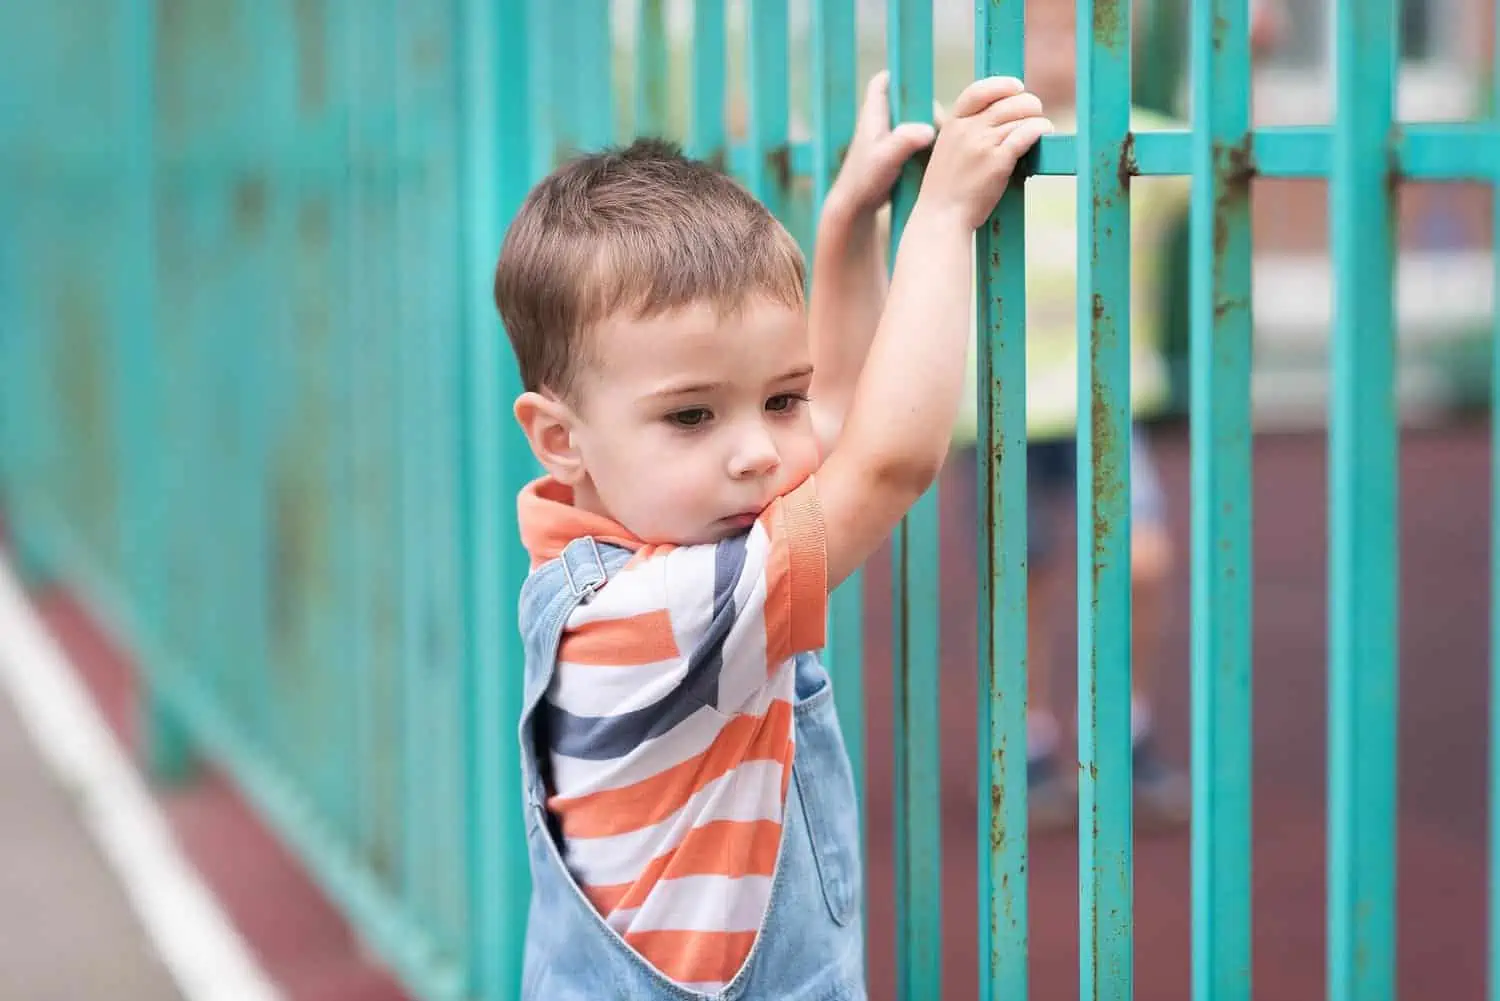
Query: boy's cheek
[[783, 433, 822, 486]]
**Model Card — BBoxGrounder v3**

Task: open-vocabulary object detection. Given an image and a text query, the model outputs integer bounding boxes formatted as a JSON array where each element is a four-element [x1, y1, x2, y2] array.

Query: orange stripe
[[759, 480, 826, 666], [623, 929, 757, 986], [782, 479, 828, 650], [585, 818, 782, 915], [560, 609, 679, 666], [583, 880, 632, 915], [550, 700, 794, 839], [762, 517, 794, 670]]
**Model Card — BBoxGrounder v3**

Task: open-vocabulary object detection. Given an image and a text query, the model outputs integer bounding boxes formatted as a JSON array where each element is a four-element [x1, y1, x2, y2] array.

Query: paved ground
[[0, 679, 182, 1001], [22, 586, 407, 1001], [4, 418, 1490, 1000], [855, 419, 1491, 999]]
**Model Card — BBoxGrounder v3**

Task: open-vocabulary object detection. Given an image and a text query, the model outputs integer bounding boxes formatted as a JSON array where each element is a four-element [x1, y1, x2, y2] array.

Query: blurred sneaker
[[1133, 734, 1191, 833], [1028, 751, 1078, 831]]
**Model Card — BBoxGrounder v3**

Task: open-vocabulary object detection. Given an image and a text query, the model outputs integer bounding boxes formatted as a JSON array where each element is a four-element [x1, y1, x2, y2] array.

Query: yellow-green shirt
[[952, 107, 1190, 445]]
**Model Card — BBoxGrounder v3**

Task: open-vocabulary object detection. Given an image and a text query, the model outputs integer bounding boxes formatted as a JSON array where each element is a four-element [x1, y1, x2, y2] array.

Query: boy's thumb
[[932, 99, 950, 129], [888, 121, 937, 154]]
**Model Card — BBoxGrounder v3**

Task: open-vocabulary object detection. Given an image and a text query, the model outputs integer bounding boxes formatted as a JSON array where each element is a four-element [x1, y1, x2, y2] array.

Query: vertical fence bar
[[1327, 0, 1399, 998], [125, 0, 192, 781], [339, 0, 376, 856], [745, 0, 789, 218], [975, 2, 1030, 998], [1491, 11, 1500, 997], [635, 0, 668, 138], [688, 0, 725, 165], [363, 0, 408, 899], [324, 0, 364, 849], [0, 0, 14, 546], [525, 0, 556, 178], [395, 1, 432, 919], [574, 0, 614, 152], [242, 0, 278, 803], [1188, 0, 1254, 996], [886, 1, 941, 997], [1075, 0, 1134, 994], [344, 0, 378, 871], [461, 0, 535, 991], [810, 0, 864, 831], [422, 0, 468, 941], [118, 0, 159, 657]]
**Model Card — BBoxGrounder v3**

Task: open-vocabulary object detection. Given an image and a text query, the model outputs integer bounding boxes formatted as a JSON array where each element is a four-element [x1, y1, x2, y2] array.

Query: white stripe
[[642, 873, 773, 935], [548, 692, 791, 796], [548, 655, 694, 718], [657, 543, 721, 654], [715, 571, 775, 713], [0, 558, 284, 1001], [562, 759, 787, 889], [549, 698, 727, 794], [566, 556, 679, 625], [611, 874, 775, 935]]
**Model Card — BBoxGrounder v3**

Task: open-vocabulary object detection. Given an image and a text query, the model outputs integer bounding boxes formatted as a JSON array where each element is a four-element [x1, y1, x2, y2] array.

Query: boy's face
[[552, 297, 820, 546]]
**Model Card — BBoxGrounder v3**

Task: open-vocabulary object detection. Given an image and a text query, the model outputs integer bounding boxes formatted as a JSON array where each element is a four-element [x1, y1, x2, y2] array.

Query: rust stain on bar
[[1093, 0, 1125, 43], [1115, 132, 1137, 187], [1212, 138, 1254, 322], [765, 144, 792, 193], [232, 175, 267, 234], [1090, 380, 1121, 564]]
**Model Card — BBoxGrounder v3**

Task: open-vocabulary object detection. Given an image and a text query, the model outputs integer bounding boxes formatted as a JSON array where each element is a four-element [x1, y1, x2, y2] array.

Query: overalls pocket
[[791, 677, 862, 928]]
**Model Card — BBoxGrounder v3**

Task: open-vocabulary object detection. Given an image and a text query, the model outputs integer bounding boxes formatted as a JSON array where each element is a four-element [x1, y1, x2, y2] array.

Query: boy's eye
[[668, 407, 711, 428], [766, 393, 807, 413]]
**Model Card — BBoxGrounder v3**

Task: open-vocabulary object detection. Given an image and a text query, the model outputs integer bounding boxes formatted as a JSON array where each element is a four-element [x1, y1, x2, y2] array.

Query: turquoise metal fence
[[0, 2, 1496, 1000]]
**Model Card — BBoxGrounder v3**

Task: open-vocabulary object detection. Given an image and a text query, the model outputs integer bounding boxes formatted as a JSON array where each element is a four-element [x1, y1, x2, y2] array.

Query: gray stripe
[[546, 533, 748, 761]]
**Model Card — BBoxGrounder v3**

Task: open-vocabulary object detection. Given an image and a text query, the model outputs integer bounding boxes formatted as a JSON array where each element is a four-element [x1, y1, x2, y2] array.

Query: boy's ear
[[514, 390, 586, 485]]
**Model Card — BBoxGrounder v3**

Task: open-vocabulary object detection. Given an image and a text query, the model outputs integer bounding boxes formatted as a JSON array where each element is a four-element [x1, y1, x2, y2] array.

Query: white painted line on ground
[[0, 558, 285, 1001]]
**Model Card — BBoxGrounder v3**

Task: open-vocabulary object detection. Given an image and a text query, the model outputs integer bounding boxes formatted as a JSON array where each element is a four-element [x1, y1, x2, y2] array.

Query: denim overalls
[[517, 536, 868, 1000]]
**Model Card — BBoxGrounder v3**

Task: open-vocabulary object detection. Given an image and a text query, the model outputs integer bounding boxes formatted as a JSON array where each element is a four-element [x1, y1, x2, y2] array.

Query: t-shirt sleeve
[[655, 476, 828, 715]]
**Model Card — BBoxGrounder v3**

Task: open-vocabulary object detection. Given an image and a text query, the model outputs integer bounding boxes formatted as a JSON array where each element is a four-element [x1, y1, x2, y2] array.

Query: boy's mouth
[[720, 511, 760, 531]]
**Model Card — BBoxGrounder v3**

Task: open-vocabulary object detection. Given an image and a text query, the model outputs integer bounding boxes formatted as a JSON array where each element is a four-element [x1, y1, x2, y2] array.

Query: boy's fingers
[[985, 118, 1026, 149], [858, 70, 890, 123], [994, 117, 1054, 169], [950, 75, 1024, 118], [888, 121, 937, 153], [979, 91, 1045, 127]]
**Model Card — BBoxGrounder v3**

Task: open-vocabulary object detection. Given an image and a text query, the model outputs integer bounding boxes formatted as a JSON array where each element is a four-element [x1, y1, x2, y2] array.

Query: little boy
[[494, 74, 1051, 998]]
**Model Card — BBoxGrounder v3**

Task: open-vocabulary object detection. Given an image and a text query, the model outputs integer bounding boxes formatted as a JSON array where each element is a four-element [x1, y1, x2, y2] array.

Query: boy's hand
[[827, 71, 937, 217], [916, 76, 1052, 230]]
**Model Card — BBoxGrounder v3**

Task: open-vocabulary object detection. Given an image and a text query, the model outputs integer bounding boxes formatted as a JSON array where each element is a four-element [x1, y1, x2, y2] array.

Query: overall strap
[[558, 535, 610, 599], [517, 536, 634, 807]]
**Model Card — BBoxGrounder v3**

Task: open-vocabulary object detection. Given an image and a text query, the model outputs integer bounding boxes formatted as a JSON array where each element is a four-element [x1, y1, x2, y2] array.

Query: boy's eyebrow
[[650, 380, 724, 399], [649, 365, 814, 400]]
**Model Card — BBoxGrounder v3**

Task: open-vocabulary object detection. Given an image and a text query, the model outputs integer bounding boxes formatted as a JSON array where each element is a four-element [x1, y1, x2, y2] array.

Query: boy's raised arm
[[807, 72, 932, 452], [814, 76, 1051, 590]]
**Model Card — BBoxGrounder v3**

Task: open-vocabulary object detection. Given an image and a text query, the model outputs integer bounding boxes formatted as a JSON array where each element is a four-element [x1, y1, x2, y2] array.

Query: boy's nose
[[728, 429, 780, 480]]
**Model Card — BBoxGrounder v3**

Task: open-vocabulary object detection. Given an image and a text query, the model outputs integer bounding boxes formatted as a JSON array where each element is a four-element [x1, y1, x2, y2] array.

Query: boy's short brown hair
[[493, 138, 806, 400]]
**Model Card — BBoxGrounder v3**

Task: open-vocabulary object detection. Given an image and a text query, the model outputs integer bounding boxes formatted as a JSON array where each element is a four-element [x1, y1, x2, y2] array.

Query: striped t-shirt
[[517, 474, 828, 992]]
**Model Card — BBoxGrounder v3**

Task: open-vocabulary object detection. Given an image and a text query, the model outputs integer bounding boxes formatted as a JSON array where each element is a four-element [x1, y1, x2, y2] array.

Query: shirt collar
[[517, 476, 644, 566]]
